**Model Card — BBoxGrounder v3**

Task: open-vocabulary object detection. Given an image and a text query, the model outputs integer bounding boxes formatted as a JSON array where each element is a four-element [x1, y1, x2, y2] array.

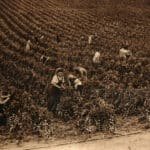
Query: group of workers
[[47, 44, 132, 112], [0, 34, 133, 126], [47, 66, 87, 112]]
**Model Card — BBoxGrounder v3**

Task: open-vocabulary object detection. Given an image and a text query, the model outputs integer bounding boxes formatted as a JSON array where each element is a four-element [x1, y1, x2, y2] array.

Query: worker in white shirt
[[47, 68, 65, 112], [119, 44, 132, 59], [93, 51, 100, 64]]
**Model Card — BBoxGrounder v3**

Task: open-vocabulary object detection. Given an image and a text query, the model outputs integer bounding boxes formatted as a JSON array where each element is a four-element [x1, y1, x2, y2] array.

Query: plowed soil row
[[0, 0, 149, 140]]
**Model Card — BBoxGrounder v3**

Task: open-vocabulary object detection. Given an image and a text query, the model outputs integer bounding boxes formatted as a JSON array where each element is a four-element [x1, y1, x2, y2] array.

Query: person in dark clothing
[[47, 68, 65, 112]]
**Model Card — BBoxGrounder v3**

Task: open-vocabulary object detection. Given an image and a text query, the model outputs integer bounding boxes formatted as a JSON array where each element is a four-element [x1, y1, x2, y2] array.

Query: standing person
[[47, 68, 65, 112]]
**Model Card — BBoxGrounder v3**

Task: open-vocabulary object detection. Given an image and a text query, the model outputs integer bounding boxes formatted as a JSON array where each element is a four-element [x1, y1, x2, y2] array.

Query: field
[[0, 0, 150, 143]]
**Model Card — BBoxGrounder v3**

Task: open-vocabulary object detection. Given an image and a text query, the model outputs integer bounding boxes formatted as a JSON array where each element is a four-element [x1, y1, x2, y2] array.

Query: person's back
[[25, 40, 31, 52], [119, 45, 132, 59], [68, 74, 76, 87], [88, 35, 93, 45], [93, 51, 100, 64]]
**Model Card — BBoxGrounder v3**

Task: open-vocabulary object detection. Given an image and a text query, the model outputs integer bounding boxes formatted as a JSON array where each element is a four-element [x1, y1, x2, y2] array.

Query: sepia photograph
[[0, 0, 150, 149]]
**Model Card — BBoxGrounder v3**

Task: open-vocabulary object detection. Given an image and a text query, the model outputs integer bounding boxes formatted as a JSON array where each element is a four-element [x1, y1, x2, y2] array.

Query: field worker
[[119, 46, 132, 59], [88, 35, 93, 45], [25, 40, 31, 52], [68, 74, 83, 95], [74, 66, 87, 82], [93, 51, 100, 64], [47, 68, 65, 112]]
